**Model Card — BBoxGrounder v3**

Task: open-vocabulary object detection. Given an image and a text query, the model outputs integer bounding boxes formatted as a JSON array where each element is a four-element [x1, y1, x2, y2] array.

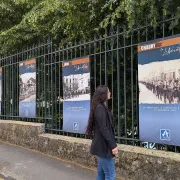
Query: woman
[[86, 85, 118, 180]]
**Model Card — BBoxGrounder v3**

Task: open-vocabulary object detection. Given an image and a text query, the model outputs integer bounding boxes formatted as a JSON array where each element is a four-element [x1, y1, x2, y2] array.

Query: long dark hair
[[86, 85, 108, 138]]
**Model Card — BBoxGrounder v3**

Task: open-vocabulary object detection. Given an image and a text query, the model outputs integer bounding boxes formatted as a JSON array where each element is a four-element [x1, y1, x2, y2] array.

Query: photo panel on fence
[[138, 34, 180, 146], [19, 59, 36, 118], [62, 57, 90, 134]]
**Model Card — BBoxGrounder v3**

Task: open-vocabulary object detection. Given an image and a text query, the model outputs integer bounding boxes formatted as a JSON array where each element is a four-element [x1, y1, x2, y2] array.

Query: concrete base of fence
[[0, 120, 180, 180]]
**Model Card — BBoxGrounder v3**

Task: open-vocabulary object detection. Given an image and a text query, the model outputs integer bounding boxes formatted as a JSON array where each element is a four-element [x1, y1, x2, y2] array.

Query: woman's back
[[91, 103, 116, 158]]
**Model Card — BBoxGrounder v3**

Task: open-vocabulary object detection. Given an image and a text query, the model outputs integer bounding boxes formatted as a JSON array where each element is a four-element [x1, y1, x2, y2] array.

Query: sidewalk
[[0, 142, 95, 180]]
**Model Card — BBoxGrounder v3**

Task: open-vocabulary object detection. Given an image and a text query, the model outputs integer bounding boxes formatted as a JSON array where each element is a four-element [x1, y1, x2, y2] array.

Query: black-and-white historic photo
[[19, 73, 36, 102], [63, 73, 90, 101], [139, 59, 180, 104]]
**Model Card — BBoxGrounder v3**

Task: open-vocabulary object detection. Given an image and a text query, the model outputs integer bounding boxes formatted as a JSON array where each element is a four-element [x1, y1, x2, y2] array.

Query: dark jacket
[[90, 103, 117, 158]]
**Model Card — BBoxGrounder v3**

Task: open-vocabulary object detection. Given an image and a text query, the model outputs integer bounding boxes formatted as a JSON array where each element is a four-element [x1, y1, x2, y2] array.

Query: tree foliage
[[0, 0, 179, 54], [100, 0, 180, 28]]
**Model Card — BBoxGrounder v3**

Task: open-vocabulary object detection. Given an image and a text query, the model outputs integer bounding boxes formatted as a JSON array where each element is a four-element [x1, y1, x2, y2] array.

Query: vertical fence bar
[[47, 43, 51, 128], [44, 50, 47, 131], [137, 29, 141, 144], [154, 25, 157, 40], [111, 38, 114, 114], [70, 43, 73, 59], [131, 32, 134, 144], [17, 51, 20, 119], [7, 57, 10, 117], [75, 40, 77, 58], [12, 55, 15, 119], [100, 38, 102, 85], [11, 56, 14, 119], [9, 57, 12, 119], [117, 25, 121, 142], [136, 70, 138, 143], [55, 52, 57, 133], [123, 27, 127, 143], [38, 43, 41, 120], [2, 58, 4, 119], [79, 41, 82, 58], [172, 20, 174, 35], [2, 58, 5, 119], [105, 29, 108, 86], [94, 37, 97, 89], [58, 53, 61, 134], [2, 57, 4, 119], [62, 46, 66, 136], [51, 41, 54, 132], [163, 15, 165, 38], [146, 18, 148, 41], [84, 40, 86, 57]]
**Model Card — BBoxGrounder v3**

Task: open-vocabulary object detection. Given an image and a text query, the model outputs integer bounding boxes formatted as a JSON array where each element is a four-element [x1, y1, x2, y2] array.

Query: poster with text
[[62, 57, 90, 134], [0, 68, 2, 115], [19, 59, 36, 118], [138, 34, 180, 146]]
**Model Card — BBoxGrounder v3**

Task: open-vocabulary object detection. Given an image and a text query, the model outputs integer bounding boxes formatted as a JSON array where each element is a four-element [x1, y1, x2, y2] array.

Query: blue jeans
[[96, 156, 116, 180]]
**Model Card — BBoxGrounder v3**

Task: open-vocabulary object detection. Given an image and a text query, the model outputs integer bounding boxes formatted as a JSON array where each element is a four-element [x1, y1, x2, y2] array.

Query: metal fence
[[0, 17, 179, 152], [0, 40, 52, 122]]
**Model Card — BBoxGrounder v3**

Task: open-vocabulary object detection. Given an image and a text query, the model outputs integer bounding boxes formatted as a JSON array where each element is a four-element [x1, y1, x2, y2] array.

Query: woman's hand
[[112, 147, 118, 155]]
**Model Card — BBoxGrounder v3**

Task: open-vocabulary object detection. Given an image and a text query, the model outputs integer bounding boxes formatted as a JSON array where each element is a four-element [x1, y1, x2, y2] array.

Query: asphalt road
[[0, 142, 95, 180]]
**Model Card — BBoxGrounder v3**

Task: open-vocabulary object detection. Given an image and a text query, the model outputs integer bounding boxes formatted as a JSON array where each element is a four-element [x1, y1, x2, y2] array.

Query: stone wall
[[0, 120, 180, 180]]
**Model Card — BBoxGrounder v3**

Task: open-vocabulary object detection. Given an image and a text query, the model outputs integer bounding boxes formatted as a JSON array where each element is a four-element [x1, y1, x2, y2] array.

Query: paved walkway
[[0, 142, 95, 180]]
